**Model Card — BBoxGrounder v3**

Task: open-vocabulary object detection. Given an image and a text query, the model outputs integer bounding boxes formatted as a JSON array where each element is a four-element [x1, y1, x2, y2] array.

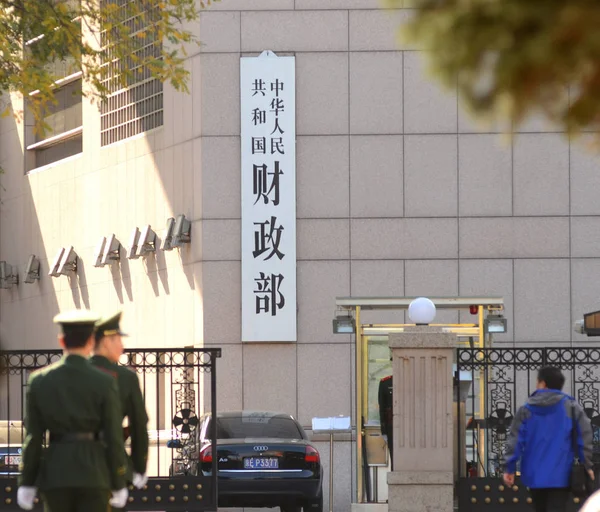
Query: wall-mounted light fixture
[[58, 246, 77, 275], [93, 237, 107, 267], [128, 228, 140, 259], [94, 235, 121, 267], [138, 225, 157, 256], [49, 248, 65, 277], [172, 214, 191, 248], [484, 313, 507, 334], [49, 246, 77, 277], [23, 255, 40, 283], [128, 225, 156, 259], [102, 234, 121, 265], [0, 262, 18, 289], [332, 313, 356, 334], [160, 217, 176, 251]]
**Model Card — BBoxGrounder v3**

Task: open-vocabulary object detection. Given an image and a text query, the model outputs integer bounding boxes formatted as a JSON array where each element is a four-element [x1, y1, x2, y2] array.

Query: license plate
[[5, 456, 21, 465], [243, 457, 278, 469]]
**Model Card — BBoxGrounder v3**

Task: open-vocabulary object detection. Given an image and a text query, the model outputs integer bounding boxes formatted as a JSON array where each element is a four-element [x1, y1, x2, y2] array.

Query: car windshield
[[208, 416, 303, 440]]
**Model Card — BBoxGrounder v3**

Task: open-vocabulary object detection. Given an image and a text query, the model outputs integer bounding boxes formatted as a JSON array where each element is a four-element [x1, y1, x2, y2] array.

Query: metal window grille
[[100, 0, 163, 146]]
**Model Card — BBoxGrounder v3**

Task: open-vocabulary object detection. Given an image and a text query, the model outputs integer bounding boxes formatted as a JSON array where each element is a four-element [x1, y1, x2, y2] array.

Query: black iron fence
[[456, 347, 600, 511], [0, 347, 221, 511]]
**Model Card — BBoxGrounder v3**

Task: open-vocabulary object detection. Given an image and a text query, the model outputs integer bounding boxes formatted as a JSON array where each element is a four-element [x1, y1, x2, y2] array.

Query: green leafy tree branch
[[389, 0, 600, 138], [0, 0, 218, 132]]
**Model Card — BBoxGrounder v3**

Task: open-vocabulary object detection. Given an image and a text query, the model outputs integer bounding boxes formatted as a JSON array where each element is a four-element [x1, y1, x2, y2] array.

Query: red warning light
[[469, 305, 478, 315]]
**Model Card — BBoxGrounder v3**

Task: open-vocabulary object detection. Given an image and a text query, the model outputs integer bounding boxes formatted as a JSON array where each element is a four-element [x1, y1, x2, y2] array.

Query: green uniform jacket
[[378, 375, 393, 439], [18, 354, 128, 491], [90, 355, 149, 479]]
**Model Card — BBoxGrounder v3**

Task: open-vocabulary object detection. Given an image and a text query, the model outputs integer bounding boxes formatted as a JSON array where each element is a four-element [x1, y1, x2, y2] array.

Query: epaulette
[[382, 375, 392, 382], [95, 366, 118, 379]]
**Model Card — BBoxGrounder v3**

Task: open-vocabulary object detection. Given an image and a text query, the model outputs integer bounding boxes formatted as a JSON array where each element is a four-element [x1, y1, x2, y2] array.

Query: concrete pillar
[[387, 326, 455, 512]]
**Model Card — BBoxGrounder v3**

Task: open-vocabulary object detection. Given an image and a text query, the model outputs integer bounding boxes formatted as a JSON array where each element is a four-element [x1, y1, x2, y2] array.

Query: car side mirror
[[167, 439, 182, 449]]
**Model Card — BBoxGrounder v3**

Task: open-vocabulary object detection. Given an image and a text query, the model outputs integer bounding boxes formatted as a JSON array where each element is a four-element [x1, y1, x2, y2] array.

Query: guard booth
[[333, 297, 506, 508]]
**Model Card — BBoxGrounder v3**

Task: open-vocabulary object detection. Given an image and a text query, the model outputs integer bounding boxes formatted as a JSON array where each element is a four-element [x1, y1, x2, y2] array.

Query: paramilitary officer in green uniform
[[17, 309, 129, 512], [378, 373, 393, 469], [91, 311, 150, 504]]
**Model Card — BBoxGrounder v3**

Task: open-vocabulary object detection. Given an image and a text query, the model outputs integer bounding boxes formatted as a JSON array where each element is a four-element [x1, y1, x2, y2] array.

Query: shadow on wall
[[0, 15, 203, 357], [0, 63, 201, 351], [0, 96, 62, 350]]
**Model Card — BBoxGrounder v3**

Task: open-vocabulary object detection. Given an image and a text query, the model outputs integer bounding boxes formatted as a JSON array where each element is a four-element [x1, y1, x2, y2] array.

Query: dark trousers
[[529, 488, 570, 512], [42, 488, 110, 512]]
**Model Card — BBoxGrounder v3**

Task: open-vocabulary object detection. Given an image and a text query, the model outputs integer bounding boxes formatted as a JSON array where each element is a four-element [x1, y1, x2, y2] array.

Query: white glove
[[382, 434, 388, 443], [109, 488, 129, 508], [132, 472, 148, 489], [17, 486, 37, 510]]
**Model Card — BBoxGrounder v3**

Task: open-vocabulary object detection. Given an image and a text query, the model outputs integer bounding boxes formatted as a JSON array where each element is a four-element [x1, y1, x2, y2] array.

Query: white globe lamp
[[408, 297, 436, 325]]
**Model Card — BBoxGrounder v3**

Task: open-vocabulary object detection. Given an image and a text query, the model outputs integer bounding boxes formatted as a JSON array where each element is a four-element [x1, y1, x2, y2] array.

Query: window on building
[[100, 0, 164, 147], [25, 33, 83, 171]]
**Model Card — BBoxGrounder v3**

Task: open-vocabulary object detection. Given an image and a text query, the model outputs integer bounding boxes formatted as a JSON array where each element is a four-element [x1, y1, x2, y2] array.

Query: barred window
[[25, 30, 83, 171], [100, 0, 163, 147]]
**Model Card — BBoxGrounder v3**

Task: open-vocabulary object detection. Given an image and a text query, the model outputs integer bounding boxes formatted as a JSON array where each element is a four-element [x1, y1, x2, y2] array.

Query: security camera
[[57, 246, 77, 275], [160, 217, 175, 251], [48, 247, 65, 277], [137, 225, 156, 257], [24, 255, 40, 284], [100, 234, 121, 266], [93, 237, 107, 267], [0, 262, 18, 289], [127, 228, 141, 260], [172, 214, 191, 248]]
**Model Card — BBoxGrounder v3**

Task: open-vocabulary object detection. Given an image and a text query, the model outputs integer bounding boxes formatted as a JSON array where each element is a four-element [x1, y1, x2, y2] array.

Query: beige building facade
[[2, 1, 600, 510]]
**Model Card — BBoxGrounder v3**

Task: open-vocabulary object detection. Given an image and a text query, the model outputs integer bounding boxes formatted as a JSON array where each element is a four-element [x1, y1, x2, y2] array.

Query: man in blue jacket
[[504, 366, 594, 512]]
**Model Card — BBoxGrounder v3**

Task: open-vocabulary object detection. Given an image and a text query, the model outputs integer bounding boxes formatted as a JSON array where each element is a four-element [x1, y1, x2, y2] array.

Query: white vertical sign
[[241, 51, 297, 342]]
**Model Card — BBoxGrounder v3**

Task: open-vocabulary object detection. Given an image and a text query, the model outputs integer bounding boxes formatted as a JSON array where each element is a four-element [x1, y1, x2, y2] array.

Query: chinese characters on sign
[[241, 51, 296, 342]]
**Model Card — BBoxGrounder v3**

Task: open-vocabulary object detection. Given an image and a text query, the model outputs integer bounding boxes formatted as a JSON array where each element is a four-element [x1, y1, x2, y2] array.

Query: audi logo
[[253, 445, 269, 452]]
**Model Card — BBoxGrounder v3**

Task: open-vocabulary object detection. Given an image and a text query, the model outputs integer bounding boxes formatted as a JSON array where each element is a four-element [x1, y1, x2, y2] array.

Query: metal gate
[[456, 347, 600, 512], [0, 347, 221, 511]]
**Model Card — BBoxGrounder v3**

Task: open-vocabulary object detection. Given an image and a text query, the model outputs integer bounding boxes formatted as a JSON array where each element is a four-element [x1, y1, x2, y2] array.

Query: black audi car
[[169, 410, 323, 512]]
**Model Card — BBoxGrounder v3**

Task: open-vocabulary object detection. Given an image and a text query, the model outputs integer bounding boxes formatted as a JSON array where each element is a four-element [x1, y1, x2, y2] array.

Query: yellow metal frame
[[478, 306, 486, 476], [359, 324, 480, 418], [336, 297, 504, 504], [355, 305, 363, 500]]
